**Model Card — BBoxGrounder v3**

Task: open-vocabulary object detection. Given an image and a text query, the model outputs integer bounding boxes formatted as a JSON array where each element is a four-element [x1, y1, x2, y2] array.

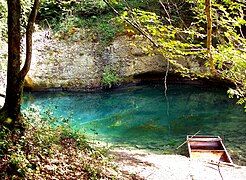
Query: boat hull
[[187, 135, 233, 164]]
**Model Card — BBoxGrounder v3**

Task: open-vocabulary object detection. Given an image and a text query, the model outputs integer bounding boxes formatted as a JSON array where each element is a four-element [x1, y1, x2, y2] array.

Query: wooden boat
[[187, 135, 233, 164]]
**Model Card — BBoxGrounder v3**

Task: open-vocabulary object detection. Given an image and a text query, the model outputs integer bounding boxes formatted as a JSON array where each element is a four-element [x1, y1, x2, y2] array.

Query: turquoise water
[[22, 84, 246, 165]]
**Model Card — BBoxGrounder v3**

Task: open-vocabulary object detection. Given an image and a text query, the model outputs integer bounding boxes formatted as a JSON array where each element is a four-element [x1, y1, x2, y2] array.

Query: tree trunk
[[205, 0, 215, 74], [0, 0, 22, 128], [20, 0, 41, 79], [0, 0, 40, 129]]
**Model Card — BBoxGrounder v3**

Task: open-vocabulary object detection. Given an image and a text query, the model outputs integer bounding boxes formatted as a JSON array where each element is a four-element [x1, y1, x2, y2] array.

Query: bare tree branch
[[102, 0, 159, 47], [122, 0, 143, 29], [159, 0, 172, 25], [173, 3, 188, 29]]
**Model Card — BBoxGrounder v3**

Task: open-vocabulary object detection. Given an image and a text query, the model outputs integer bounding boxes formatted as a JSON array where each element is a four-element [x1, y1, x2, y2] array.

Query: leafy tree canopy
[[106, 0, 246, 110]]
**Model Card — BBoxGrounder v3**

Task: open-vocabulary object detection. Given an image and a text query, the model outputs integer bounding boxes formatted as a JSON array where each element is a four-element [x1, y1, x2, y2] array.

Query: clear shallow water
[[22, 84, 246, 165]]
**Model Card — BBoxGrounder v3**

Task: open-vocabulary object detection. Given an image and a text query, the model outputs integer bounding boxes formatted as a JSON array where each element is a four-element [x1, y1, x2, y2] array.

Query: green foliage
[[38, 0, 109, 22], [38, 0, 77, 22], [119, 7, 205, 77], [0, 126, 10, 156], [0, 0, 7, 42], [111, 0, 194, 27], [228, 88, 246, 112], [54, 13, 123, 45], [101, 66, 120, 88], [112, 0, 246, 109], [53, 14, 77, 33], [188, 0, 246, 107], [38, 0, 123, 44], [20, 0, 33, 29], [76, 0, 109, 17], [189, 0, 246, 108], [0, 106, 117, 179], [96, 15, 123, 44], [109, 0, 159, 10], [0, 0, 33, 42]]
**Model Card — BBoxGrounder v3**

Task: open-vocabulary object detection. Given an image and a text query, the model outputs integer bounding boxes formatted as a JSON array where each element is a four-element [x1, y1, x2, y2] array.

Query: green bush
[[38, 0, 123, 44], [38, 0, 109, 22], [76, 0, 109, 17], [38, 0, 78, 23], [0, 106, 117, 179], [101, 66, 120, 88], [0, 126, 10, 156], [96, 14, 123, 44]]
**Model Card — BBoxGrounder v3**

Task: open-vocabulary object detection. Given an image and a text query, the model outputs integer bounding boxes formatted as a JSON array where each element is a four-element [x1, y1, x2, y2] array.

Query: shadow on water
[[22, 84, 246, 165]]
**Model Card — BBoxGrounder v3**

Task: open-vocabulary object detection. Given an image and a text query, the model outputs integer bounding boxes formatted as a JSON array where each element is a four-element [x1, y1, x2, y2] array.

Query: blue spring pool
[[22, 84, 246, 165]]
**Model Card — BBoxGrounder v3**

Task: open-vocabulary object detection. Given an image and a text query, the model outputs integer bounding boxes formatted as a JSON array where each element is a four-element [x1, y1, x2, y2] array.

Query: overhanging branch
[[159, 0, 172, 25], [102, 0, 159, 47]]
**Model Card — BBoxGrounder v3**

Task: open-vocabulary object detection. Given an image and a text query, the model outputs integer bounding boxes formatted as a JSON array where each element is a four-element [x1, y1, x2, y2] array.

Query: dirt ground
[[110, 149, 246, 180]]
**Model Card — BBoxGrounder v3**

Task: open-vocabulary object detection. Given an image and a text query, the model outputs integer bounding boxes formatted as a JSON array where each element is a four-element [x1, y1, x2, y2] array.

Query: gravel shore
[[111, 149, 246, 180]]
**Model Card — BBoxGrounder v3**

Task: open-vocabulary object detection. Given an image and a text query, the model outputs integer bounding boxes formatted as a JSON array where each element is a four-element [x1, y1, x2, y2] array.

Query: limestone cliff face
[[25, 28, 211, 91], [25, 29, 102, 90], [0, 28, 211, 94]]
